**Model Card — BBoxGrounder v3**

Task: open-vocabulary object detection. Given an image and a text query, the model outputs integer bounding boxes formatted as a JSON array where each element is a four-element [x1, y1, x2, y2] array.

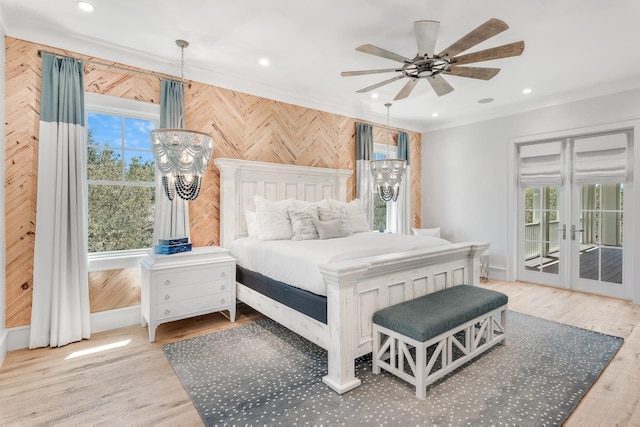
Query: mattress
[[230, 232, 452, 297], [236, 265, 327, 324]]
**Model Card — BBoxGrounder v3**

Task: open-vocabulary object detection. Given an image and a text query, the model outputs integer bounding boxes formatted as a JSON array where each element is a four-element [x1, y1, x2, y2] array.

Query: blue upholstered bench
[[372, 285, 508, 399]]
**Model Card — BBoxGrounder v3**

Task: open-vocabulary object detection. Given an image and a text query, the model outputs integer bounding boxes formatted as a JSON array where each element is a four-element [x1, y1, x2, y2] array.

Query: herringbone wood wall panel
[[4, 37, 421, 328]]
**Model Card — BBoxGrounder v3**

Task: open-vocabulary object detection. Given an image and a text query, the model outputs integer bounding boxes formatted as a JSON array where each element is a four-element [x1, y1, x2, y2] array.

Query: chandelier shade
[[370, 103, 406, 202], [370, 158, 406, 202], [150, 128, 213, 200]]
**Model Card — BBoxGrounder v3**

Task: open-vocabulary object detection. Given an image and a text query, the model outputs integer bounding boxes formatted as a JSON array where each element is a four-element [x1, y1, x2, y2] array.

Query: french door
[[517, 131, 631, 299]]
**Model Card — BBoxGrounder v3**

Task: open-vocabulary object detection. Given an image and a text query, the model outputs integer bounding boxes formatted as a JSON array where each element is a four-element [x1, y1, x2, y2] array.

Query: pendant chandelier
[[150, 40, 213, 201], [370, 103, 406, 202]]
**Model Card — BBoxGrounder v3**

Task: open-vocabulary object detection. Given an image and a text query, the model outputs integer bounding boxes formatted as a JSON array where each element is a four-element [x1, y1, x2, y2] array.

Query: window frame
[[84, 93, 160, 271]]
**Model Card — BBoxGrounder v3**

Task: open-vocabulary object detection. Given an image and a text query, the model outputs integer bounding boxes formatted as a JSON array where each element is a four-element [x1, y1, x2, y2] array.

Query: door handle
[[561, 224, 567, 240], [570, 225, 584, 241]]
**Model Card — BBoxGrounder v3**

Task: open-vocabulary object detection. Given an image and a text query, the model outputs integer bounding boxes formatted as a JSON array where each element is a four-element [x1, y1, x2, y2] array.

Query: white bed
[[215, 158, 489, 394]]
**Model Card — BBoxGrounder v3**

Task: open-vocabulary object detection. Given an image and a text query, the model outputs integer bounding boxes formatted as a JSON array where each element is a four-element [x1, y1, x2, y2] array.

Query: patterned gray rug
[[163, 311, 622, 426]]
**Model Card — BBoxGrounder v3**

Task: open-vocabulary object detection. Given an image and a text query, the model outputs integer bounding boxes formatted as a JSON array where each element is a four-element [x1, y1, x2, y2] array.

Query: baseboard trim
[[488, 266, 506, 281], [5, 305, 141, 352]]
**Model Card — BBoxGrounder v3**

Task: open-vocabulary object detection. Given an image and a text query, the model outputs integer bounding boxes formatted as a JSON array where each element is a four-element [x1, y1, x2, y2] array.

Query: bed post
[[468, 243, 490, 285], [215, 159, 240, 248], [320, 265, 368, 394]]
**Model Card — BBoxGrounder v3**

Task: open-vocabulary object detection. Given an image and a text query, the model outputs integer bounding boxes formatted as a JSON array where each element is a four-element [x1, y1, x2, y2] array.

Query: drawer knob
[[221, 285, 225, 290], [221, 298, 225, 304], [165, 295, 170, 300], [221, 272, 226, 277], [164, 280, 170, 286], [165, 309, 170, 315]]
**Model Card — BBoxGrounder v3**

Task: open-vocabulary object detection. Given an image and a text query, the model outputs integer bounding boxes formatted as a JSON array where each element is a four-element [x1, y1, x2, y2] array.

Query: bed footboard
[[319, 241, 489, 394]]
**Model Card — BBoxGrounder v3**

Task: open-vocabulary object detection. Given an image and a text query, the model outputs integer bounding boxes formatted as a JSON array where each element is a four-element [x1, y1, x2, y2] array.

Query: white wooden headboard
[[214, 158, 353, 248]]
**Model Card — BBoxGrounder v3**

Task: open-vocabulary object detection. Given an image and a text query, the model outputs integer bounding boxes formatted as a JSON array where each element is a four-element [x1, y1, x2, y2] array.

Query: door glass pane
[[524, 187, 560, 273], [579, 184, 623, 284]]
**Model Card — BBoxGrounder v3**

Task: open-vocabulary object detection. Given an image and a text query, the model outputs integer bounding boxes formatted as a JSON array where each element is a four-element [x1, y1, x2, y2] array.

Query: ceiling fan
[[341, 18, 525, 100]]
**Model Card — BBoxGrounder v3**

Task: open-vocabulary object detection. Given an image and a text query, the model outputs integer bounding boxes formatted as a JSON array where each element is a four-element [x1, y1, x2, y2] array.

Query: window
[[85, 93, 160, 270], [372, 142, 397, 232]]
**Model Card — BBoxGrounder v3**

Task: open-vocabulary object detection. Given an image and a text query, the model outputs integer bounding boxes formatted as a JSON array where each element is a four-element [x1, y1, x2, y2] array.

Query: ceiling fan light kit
[[342, 18, 525, 100]]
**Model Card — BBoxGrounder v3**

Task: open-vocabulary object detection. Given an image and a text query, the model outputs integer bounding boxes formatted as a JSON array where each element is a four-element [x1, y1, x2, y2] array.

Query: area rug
[[163, 312, 623, 426]]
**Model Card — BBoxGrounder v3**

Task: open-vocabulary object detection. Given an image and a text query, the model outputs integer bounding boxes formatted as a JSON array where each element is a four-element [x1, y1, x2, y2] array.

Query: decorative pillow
[[412, 227, 441, 238], [254, 195, 294, 241], [315, 218, 349, 240], [244, 210, 259, 239], [330, 199, 370, 233], [288, 205, 320, 240], [318, 206, 352, 235]]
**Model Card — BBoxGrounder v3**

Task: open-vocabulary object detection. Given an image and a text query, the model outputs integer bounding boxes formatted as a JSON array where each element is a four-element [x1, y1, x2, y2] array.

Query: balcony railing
[[525, 220, 559, 259]]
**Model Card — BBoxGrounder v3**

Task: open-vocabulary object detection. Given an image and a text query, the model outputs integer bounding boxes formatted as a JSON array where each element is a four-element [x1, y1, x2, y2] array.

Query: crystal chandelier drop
[[370, 103, 406, 202], [149, 40, 213, 201]]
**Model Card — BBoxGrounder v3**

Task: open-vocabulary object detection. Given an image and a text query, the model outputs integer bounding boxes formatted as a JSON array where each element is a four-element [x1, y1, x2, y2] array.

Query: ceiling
[[2, 0, 640, 132]]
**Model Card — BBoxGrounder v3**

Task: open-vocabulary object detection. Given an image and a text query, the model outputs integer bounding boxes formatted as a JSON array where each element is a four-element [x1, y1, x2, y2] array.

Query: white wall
[[0, 31, 8, 365], [422, 88, 640, 281]]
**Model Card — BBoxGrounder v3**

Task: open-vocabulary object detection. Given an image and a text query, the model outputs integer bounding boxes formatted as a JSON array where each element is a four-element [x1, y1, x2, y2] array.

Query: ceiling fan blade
[[394, 78, 420, 100], [355, 75, 405, 93], [341, 68, 400, 77], [451, 41, 525, 65], [446, 66, 501, 80], [356, 44, 411, 63], [414, 20, 440, 57], [427, 74, 454, 97], [437, 18, 509, 58]]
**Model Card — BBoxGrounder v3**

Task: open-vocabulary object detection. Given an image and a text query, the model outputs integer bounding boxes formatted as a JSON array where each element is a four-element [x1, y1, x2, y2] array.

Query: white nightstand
[[140, 246, 236, 342]]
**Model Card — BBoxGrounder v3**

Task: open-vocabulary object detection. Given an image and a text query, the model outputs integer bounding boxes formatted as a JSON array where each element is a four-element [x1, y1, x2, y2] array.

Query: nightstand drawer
[[156, 280, 231, 304], [157, 294, 231, 320], [158, 264, 232, 288]]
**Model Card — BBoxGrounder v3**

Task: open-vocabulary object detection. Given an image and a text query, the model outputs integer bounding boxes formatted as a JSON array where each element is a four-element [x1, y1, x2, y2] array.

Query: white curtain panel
[[152, 80, 190, 245], [30, 54, 90, 348], [356, 123, 374, 227]]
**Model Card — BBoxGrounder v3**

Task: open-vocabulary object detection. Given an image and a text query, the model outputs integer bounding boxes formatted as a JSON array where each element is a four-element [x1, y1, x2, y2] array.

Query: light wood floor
[[1, 280, 639, 426]]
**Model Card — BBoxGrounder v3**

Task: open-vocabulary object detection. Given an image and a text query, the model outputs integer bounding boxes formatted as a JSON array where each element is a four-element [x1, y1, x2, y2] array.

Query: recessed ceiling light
[[522, 88, 532, 94], [478, 98, 494, 104], [76, 1, 94, 12], [370, 93, 379, 99], [431, 112, 439, 117], [259, 58, 269, 67]]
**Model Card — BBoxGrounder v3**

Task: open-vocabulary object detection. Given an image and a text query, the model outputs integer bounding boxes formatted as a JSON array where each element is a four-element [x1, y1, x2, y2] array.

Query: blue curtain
[[356, 123, 374, 227], [153, 79, 191, 245], [160, 79, 185, 128], [397, 131, 410, 164], [30, 53, 90, 348]]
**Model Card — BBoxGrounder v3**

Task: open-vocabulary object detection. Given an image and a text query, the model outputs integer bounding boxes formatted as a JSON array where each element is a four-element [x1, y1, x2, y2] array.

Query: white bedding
[[230, 232, 453, 296]]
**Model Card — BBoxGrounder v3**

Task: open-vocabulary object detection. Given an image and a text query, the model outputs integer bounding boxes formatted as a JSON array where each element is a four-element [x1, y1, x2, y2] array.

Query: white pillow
[[254, 195, 295, 241], [315, 218, 349, 240], [288, 204, 320, 241], [294, 199, 331, 211], [412, 227, 441, 238], [330, 199, 370, 233], [244, 210, 259, 239], [318, 206, 352, 235]]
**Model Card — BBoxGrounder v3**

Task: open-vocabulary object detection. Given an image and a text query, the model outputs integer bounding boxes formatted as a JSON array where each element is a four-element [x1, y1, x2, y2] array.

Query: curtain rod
[[357, 121, 405, 133], [37, 49, 192, 87]]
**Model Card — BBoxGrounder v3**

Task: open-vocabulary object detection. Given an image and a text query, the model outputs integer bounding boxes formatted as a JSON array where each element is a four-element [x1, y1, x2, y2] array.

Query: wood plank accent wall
[[4, 36, 421, 328]]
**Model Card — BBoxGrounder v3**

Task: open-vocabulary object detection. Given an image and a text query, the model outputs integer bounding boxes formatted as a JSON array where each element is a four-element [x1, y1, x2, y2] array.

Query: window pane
[[124, 117, 155, 150], [372, 196, 386, 232], [88, 146, 122, 181], [88, 185, 155, 252], [88, 113, 122, 148], [125, 151, 155, 182]]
